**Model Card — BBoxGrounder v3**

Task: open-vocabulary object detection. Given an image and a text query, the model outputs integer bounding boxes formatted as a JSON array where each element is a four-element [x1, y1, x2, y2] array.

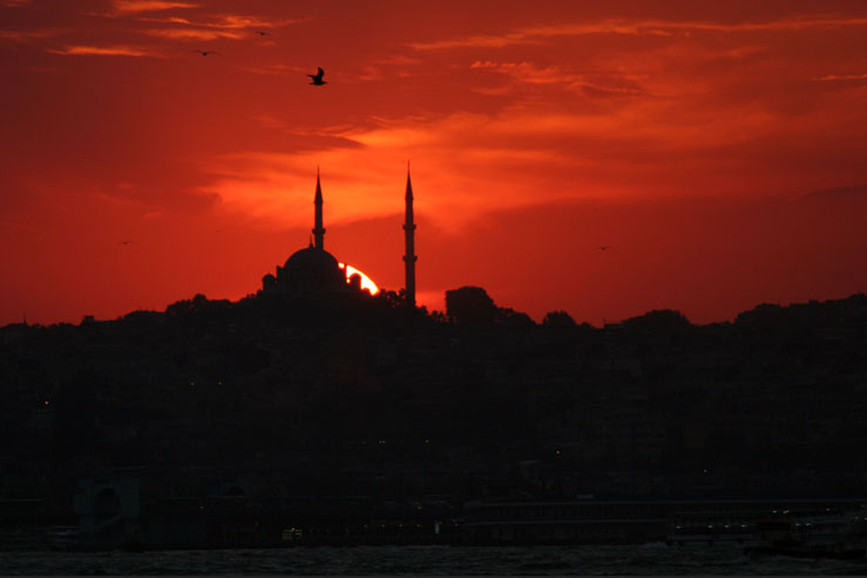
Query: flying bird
[[254, 30, 270, 37], [308, 67, 326, 85], [194, 50, 220, 56]]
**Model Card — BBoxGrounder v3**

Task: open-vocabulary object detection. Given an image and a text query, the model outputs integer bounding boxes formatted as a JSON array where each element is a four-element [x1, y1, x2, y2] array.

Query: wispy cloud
[[137, 13, 296, 42], [145, 28, 244, 41], [0, 29, 60, 43], [138, 14, 284, 29], [812, 72, 867, 82], [46, 44, 159, 57], [470, 61, 650, 97], [111, 1, 198, 15], [0, 0, 32, 6], [471, 61, 573, 85], [412, 16, 867, 50]]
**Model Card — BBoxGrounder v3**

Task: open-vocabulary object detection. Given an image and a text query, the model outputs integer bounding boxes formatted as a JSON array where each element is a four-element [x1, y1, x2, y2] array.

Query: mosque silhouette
[[259, 169, 417, 307]]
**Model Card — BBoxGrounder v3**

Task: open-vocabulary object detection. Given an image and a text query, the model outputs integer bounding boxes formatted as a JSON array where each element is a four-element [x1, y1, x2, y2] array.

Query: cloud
[[111, 1, 198, 15], [137, 13, 296, 42], [201, 111, 632, 231], [0, 0, 32, 6], [812, 73, 867, 82], [201, 74, 866, 231], [46, 44, 159, 57], [138, 13, 295, 30], [412, 16, 867, 50], [470, 60, 651, 97], [471, 60, 574, 85], [0, 29, 57, 43], [145, 28, 243, 41]]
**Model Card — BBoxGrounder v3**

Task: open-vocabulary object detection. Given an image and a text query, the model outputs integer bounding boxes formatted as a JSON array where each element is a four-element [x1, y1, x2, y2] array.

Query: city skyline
[[2, 0, 866, 326]]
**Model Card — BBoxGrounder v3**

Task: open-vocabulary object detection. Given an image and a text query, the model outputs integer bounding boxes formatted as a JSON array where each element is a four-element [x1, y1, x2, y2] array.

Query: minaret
[[403, 164, 417, 308], [313, 168, 325, 250]]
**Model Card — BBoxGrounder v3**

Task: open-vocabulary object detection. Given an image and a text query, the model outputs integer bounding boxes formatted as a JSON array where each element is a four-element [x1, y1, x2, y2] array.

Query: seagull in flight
[[194, 50, 220, 56], [308, 67, 326, 85]]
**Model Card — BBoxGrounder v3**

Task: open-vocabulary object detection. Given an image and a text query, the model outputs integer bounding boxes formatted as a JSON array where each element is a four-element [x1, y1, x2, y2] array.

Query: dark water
[[1, 544, 865, 576]]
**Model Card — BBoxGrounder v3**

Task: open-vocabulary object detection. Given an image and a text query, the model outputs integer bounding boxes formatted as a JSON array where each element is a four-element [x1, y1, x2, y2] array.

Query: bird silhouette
[[194, 50, 220, 56], [308, 67, 326, 85], [254, 30, 270, 37]]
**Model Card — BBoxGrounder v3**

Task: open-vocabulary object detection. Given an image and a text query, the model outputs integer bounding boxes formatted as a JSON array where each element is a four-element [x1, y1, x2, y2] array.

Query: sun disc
[[338, 263, 380, 295]]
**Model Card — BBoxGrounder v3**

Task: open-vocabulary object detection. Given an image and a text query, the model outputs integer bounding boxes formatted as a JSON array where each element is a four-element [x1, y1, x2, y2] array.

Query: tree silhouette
[[496, 307, 535, 329], [542, 310, 576, 328], [621, 309, 691, 332], [445, 286, 498, 325]]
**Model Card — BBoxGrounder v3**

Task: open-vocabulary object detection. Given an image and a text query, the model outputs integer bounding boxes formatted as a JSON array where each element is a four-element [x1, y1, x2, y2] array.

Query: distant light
[[338, 263, 380, 295]]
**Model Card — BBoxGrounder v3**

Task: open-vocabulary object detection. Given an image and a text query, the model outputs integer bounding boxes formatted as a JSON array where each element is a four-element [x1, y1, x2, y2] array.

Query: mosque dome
[[284, 245, 338, 269], [282, 245, 343, 286]]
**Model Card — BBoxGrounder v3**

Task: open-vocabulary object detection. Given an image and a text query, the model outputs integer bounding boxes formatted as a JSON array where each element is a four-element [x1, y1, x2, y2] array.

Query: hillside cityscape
[[2, 282, 866, 548]]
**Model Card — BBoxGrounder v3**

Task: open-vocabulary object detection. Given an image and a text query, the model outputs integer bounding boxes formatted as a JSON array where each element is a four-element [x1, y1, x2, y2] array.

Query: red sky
[[2, 0, 866, 326]]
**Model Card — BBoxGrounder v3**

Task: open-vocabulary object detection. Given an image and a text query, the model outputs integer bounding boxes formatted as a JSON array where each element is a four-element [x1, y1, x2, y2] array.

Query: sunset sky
[[2, 0, 866, 327]]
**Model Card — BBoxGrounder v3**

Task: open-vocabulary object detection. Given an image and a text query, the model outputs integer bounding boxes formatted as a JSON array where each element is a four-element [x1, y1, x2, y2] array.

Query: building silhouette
[[259, 168, 417, 303]]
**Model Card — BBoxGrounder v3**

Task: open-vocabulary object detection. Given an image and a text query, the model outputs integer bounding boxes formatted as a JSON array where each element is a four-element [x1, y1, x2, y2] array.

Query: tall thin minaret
[[313, 168, 325, 250], [403, 164, 417, 308]]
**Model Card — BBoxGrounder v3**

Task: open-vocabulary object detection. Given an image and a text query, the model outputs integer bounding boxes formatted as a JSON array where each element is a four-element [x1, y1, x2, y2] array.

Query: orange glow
[[339, 263, 380, 295], [1, 2, 866, 326]]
